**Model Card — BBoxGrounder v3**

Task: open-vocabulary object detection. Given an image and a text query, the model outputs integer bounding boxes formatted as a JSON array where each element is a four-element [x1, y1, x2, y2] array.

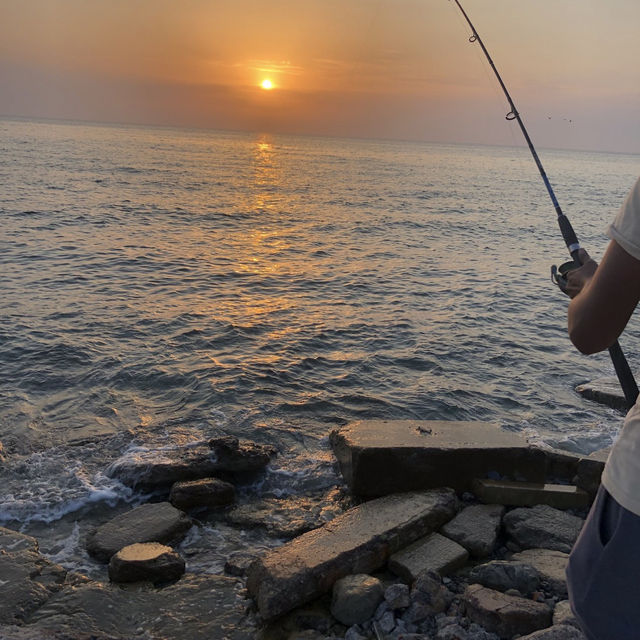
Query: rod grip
[[557, 214, 580, 257]]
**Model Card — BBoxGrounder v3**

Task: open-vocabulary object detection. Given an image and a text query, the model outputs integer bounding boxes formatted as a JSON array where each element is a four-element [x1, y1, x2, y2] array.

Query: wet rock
[[385, 583, 411, 610], [575, 376, 629, 412], [463, 584, 552, 637], [86, 502, 192, 562], [225, 551, 258, 577], [389, 532, 469, 582], [503, 505, 584, 553], [518, 624, 587, 639], [331, 420, 547, 497], [440, 504, 504, 558], [553, 600, 580, 628], [26, 574, 255, 639], [331, 574, 384, 626], [246, 488, 458, 620], [227, 494, 341, 538], [108, 542, 185, 584], [468, 560, 540, 596], [106, 436, 276, 488], [510, 549, 569, 598], [169, 477, 236, 510], [0, 527, 67, 625]]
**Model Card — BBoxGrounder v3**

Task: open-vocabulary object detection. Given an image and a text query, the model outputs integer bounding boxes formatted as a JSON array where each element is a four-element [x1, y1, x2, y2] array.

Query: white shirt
[[600, 177, 640, 515]]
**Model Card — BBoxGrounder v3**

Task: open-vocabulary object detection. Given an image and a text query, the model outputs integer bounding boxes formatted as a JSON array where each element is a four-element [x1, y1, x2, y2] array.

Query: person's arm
[[566, 241, 640, 354]]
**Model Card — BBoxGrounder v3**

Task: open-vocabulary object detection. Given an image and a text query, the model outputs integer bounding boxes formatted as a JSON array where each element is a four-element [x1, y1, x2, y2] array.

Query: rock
[[26, 574, 254, 639], [385, 583, 411, 609], [440, 504, 504, 557], [553, 600, 580, 628], [472, 480, 589, 510], [108, 542, 185, 584], [436, 623, 469, 640], [106, 436, 276, 488], [225, 551, 258, 577], [503, 505, 584, 553], [410, 570, 453, 615], [575, 376, 629, 412], [0, 627, 119, 640], [330, 420, 548, 497], [86, 502, 193, 562], [517, 624, 587, 639], [575, 450, 608, 496], [389, 533, 469, 582], [0, 527, 67, 625], [331, 574, 384, 626], [468, 560, 540, 596], [511, 549, 569, 598], [463, 584, 552, 638], [246, 488, 458, 620], [169, 477, 236, 510]]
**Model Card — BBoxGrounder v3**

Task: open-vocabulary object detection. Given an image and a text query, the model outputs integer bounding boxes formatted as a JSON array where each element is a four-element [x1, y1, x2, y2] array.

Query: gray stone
[[330, 420, 548, 497], [436, 624, 469, 640], [463, 583, 552, 638], [378, 610, 396, 633], [553, 600, 580, 628], [518, 624, 587, 639], [472, 480, 589, 510], [169, 477, 236, 510], [331, 574, 384, 626], [575, 376, 629, 412], [385, 583, 411, 609], [26, 574, 254, 639], [0, 527, 67, 625], [410, 569, 453, 615], [503, 505, 584, 553], [440, 504, 504, 557], [468, 560, 540, 596], [0, 627, 119, 640], [225, 551, 258, 577], [246, 489, 458, 620], [86, 502, 193, 562], [389, 533, 469, 582], [106, 435, 276, 488], [108, 542, 185, 584], [511, 549, 569, 598]]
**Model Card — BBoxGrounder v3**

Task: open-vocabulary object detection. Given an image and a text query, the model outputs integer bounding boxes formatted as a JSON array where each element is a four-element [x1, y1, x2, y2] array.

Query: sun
[[261, 79, 274, 90]]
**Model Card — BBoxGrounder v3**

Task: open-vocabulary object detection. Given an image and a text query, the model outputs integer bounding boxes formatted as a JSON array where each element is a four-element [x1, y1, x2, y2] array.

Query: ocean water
[[1, 117, 639, 574]]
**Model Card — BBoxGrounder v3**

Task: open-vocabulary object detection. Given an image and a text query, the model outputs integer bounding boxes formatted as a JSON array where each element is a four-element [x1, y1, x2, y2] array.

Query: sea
[[1, 117, 639, 577]]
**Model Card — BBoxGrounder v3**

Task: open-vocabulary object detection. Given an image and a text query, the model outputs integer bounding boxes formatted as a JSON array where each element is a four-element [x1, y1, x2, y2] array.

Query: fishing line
[[450, 0, 639, 408]]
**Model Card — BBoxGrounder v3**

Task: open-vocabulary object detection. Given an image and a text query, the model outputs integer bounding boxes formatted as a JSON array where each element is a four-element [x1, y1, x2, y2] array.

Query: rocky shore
[[0, 421, 606, 640]]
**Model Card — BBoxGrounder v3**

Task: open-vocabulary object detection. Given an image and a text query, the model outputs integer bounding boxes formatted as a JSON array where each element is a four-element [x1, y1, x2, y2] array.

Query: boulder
[[518, 624, 587, 639], [86, 502, 192, 562], [106, 436, 276, 488], [463, 584, 552, 638], [246, 489, 458, 620], [330, 574, 384, 626], [108, 542, 185, 584], [330, 420, 547, 497], [511, 549, 570, 598], [468, 560, 540, 596], [389, 533, 469, 582], [440, 503, 504, 557], [26, 574, 255, 639], [169, 477, 236, 510], [0, 527, 67, 625], [503, 505, 584, 553]]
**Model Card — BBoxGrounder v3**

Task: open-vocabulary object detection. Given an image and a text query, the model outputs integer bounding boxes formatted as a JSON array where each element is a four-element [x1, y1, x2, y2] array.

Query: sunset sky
[[1, 0, 639, 153]]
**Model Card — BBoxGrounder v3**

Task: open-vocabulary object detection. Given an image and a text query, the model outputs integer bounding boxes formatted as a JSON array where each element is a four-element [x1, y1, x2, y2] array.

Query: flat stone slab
[[246, 489, 458, 620], [440, 503, 504, 558], [330, 420, 548, 496], [511, 549, 570, 598], [108, 542, 185, 584], [389, 532, 468, 581], [26, 574, 255, 640], [473, 479, 590, 510], [86, 502, 193, 562], [575, 376, 629, 412], [504, 505, 584, 554], [463, 583, 552, 638]]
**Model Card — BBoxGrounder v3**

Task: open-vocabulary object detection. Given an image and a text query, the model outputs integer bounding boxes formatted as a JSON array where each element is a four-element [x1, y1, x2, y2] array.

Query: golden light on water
[[261, 79, 274, 90]]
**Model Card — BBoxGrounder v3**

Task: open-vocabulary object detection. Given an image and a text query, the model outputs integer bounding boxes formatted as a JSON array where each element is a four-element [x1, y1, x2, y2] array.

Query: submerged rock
[[86, 502, 192, 562], [169, 477, 236, 510], [108, 542, 185, 584]]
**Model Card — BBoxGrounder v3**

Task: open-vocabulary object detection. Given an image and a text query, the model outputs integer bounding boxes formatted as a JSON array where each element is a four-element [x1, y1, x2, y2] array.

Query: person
[[563, 176, 640, 639]]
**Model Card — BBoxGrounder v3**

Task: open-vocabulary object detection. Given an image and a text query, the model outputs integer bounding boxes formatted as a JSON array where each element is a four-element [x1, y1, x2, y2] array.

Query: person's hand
[[565, 248, 598, 299]]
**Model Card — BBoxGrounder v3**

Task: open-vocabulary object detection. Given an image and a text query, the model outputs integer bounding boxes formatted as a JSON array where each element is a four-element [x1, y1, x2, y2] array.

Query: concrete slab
[[246, 488, 458, 620], [330, 420, 547, 497], [473, 479, 590, 510], [575, 376, 629, 412], [388, 532, 468, 582]]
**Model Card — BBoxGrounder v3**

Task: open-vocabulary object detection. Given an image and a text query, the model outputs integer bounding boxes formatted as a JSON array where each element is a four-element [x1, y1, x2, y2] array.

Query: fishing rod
[[451, 0, 639, 409]]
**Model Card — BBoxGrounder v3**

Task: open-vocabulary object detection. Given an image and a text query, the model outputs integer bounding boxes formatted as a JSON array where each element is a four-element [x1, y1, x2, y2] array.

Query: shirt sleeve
[[607, 177, 640, 261]]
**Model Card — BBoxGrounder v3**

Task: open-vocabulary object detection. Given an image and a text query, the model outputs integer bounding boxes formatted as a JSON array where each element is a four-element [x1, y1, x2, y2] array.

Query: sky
[[1, 0, 639, 153]]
